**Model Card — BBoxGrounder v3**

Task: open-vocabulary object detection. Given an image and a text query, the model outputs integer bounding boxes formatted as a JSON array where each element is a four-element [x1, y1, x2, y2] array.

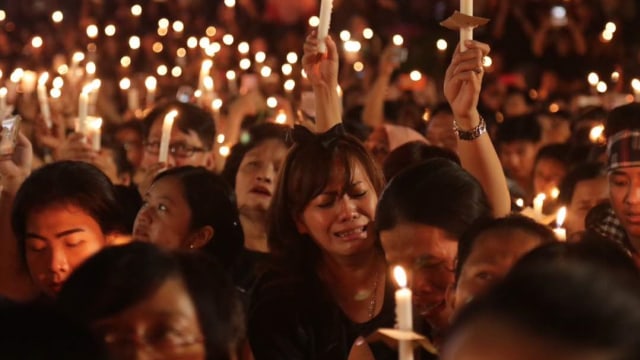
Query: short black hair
[[448, 258, 640, 359], [558, 162, 607, 205], [153, 166, 244, 269], [382, 141, 460, 181], [534, 143, 571, 168], [143, 100, 216, 149], [455, 215, 556, 280], [605, 103, 640, 137], [221, 123, 291, 188], [57, 242, 245, 360], [376, 159, 492, 240], [11, 161, 125, 261], [495, 114, 542, 144]]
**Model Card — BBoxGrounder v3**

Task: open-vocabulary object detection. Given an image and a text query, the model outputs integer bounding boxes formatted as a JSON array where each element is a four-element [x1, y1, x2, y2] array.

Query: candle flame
[[38, 72, 49, 85], [90, 117, 103, 131], [515, 198, 524, 208], [556, 206, 567, 227], [393, 266, 407, 288], [589, 124, 605, 143], [550, 187, 560, 200], [145, 76, 157, 90], [164, 110, 178, 126]]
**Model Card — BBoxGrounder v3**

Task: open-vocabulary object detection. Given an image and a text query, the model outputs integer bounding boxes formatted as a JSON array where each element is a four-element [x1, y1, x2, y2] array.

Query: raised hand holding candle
[[159, 110, 178, 163], [317, 0, 333, 53], [554, 206, 567, 241], [394, 266, 414, 360], [460, 0, 473, 51]]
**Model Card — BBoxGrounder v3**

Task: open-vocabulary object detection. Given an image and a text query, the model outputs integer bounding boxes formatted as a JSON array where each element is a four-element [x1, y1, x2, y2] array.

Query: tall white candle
[[554, 206, 567, 241], [394, 266, 414, 360], [78, 85, 90, 134], [199, 59, 213, 93], [128, 87, 140, 112], [159, 110, 178, 163], [317, 0, 333, 53], [0, 87, 6, 119], [37, 73, 53, 129], [89, 117, 102, 151], [460, 0, 473, 51]]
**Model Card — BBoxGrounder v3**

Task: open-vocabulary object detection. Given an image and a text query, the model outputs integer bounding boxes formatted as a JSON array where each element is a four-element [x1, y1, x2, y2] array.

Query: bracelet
[[453, 115, 487, 141]]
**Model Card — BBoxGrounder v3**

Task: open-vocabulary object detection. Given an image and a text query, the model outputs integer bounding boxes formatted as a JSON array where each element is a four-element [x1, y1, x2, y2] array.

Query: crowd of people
[[0, 0, 640, 359]]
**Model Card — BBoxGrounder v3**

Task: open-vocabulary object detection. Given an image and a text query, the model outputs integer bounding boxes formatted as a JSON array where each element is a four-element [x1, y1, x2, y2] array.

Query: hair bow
[[290, 124, 346, 148]]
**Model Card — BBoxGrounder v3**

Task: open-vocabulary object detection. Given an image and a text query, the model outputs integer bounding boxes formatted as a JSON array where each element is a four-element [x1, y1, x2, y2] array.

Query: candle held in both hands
[[159, 110, 178, 163]]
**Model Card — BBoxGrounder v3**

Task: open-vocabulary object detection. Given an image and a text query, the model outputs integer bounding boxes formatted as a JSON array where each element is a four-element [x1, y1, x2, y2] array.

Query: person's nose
[[48, 248, 70, 277], [337, 195, 359, 222]]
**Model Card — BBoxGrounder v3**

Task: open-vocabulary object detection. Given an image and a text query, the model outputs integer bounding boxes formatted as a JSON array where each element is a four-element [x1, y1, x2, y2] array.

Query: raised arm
[[444, 41, 510, 217], [302, 31, 341, 132], [361, 46, 400, 128], [0, 134, 38, 301]]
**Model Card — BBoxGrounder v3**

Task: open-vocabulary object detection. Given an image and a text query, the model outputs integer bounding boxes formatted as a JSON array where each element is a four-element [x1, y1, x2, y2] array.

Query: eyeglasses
[[144, 142, 207, 158], [100, 326, 204, 355]]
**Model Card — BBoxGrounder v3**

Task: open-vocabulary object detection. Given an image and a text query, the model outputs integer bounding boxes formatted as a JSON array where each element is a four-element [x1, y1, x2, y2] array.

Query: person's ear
[[445, 283, 458, 319], [187, 226, 215, 249], [205, 149, 217, 172]]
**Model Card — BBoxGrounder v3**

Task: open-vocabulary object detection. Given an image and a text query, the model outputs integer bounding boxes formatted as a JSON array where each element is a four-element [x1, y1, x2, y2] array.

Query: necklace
[[366, 268, 380, 320]]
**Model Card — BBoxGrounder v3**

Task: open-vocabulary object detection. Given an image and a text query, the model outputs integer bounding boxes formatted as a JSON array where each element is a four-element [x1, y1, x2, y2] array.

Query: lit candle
[[198, 59, 213, 93], [394, 266, 414, 360], [226, 70, 238, 95], [128, 87, 140, 112], [37, 73, 52, 129], [145, 76, 157, 107], [78, 85, 90, 134], [21, 71, 38, 95], [632, 79, 640, 102], [550, 187, 560, 200], [159, 110, 178, 163], [460, 0, 473, 51], [589, 124, 605, 144], [533, 193, 546, 219], [0, 87, 6, 119], [317, 0, 333, 53], [554, 206, 567, 241], [89, 117, 102, 151], [275, 109, 287, 124]]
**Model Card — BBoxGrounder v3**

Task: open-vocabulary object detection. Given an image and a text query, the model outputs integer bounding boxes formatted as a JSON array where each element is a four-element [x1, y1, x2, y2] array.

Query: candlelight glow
[[199, 37, 210, 49], [120, 56, 131, 68], [343, 40, 361, 53], [410, 70, 422, 81], [308, 16, 320, 27], [483, 56, 493, 68], [158, 18, 169, 29], [549, 103, 559, 113], [50, 88, 61, 99], [588, 72, 599, 86], [260, 66, 272, 78], [222, 34, 234, 46], [287, 52, 298, 64], [266, 97, 278, 108], [353, 62, 364, 72], [10, 68, 24, 83], [340, 31, 351, 42], [187, 37, 198, 49], [393, 266, 407, 288], [153, 42, 163, 53], [52, 76, 64, 89], [436, 39, 448, 51], [239, 59, 251, 70], [597, 81, 608, 94], [392, 34, 404, 46], [57, 64, 68, 75], [105, 24, 116, 36], [515, 198, 524, 208], [602, 30, 613, 42], [301, 69, 308, 79], [216, 134, 226, 144], [363, 28, 374, 40], [171, 66, 182, 78], [632, 79, 640, 91], [52, 11, 63, 23], [86, 24, 99, 39], [206, 26, 217, 37], [157, 65, 168, 76], [255, 51, 266, 63], [119, 78, 131, 90], [86, 61, 96, 75], [284, 79, 295, 92], [275, 110, 287, 124], [172, 21, 184, 33], [605, 22, 617, 33], [129, 36, 141, 50], [219, 145, 230, 157], [31, 36, 43, 48], [0, 88, 7, 97], [158, 27, 168, 37], [550, 187, 560, 200], [145, 76, 157, 90], [224, 0, 236, 7], [72, 51, 85, 63], [226, 70, 236, 80], [556, 207, 567, 227], [176, 48, 187, 58], [282, 63, 293, 76], [204, 76, 214, 90], [611, 71, 620, 82], [131, 4, 142, 16], [589, 124, 605, 143], [238, 42, 250, 54], [90, 117, 103, 131], [38, 72, 49, 86], [212, 98, 223, 111]]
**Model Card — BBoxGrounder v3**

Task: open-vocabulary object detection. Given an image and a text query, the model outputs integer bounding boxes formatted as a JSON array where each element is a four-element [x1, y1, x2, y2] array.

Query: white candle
[[128, 87, 140, 112], [317, 0, 333, 53], [89, 117, 102, 151], [632, 78, 640, 102], [159, 110, 178, 163], [199, 59, 213, 93], [394, 266, 414, 360], [0, 87, 6, 119], [145, 76, 157, 107], [460, 0, 473, 51], [21, 71, 38, 95], [37, 73, 53, 129], [554, 206, 567, 241], [226, 70, 238, 95], [533, 193, 546, 219], [78, 85, 90, 134]]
